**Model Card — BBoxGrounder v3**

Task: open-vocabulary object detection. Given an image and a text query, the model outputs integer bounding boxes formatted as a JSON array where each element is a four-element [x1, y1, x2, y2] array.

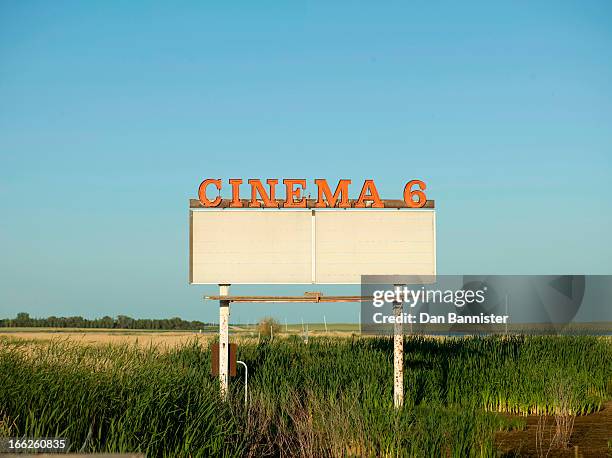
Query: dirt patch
[[496, 401, 612, 457]]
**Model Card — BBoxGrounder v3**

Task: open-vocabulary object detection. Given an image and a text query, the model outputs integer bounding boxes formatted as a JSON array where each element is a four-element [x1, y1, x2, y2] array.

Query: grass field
[[0, 333, 610, 457]]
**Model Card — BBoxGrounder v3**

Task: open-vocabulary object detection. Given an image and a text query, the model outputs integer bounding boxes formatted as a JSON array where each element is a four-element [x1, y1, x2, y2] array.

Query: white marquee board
[[189, 209, 436, 284]]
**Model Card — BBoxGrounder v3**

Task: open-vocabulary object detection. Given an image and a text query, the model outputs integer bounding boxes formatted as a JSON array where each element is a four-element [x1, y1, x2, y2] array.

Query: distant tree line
[[1, 312, 211, 330]]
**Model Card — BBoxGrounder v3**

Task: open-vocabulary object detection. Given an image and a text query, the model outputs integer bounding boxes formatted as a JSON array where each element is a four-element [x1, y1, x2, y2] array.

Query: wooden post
[[393, 285, 404, 408], [219, 284, 230, 400]]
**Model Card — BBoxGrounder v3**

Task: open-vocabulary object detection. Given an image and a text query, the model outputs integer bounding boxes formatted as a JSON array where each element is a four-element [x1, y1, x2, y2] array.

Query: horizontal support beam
[[204, 295, 371, 303], [190, 198, 434, 209]]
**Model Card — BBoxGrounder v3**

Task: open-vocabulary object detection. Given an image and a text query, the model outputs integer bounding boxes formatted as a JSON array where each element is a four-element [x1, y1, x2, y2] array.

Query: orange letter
[[403, 180, 427, 208], [315, 179, 351, 208], [283, 179, 307, 208], [354, 180, 384, 208], [198, 179, 222, 207], [229, 178, 243, 207], [248, 179, 279, 208]]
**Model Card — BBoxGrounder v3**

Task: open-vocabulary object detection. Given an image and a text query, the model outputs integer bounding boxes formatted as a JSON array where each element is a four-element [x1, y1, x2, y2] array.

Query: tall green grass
[[241, 335, 610, 415], [0, 335, 610, 457], [0, 340, 244, 456]]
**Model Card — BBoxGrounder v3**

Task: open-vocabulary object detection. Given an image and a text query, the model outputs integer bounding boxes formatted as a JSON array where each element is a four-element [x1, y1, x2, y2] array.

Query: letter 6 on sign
[[403, 180, 427, 208]]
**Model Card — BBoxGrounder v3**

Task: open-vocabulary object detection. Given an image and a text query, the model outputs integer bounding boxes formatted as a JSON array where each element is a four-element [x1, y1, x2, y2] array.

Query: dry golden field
[[0, 328, 215, 347], [0, 326, 356, 348]]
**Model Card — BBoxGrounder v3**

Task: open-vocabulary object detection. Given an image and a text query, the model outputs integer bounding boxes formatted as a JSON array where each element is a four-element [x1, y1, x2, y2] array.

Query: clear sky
[[1, 1, 611, 323]]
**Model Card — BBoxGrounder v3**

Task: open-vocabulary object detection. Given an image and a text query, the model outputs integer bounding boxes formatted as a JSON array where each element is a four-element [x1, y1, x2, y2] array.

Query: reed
[[0, 335, 609, 456]]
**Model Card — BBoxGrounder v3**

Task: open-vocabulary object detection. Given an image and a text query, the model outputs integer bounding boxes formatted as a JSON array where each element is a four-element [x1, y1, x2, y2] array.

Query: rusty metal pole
[[219, 284, 230, 400], [393, 285, 404, 408]]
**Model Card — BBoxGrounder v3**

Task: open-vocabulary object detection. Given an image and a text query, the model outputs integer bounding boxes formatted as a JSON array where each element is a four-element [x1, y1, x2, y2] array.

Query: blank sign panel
[[314, 211, 435, 283], [190, 210, 435, 284], [190, 211, 312, 284]]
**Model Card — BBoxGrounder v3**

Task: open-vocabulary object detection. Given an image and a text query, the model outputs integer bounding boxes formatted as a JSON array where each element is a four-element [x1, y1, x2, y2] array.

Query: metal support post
[[393, 285, 404, 408], [219, 284, 230, 400]]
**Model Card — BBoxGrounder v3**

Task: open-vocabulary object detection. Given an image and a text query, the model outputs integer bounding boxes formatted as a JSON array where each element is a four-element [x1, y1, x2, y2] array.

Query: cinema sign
[[196, 179, 430, 208], [189, 178, 436, 284]]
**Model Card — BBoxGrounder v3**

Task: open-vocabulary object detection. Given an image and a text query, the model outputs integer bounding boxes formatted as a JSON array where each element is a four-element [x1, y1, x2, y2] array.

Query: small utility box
[[211, 343, 237, 377]]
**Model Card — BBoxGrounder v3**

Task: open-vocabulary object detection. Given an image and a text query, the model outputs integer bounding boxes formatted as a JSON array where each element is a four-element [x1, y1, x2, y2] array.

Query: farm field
[[0, 328, 215, 348], [0, 324, 359, 347], [0, 333, 610, 457]]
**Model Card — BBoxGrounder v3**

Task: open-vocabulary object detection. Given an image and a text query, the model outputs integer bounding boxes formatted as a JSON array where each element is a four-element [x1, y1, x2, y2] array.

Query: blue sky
[[1, 1, 611, 323]]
